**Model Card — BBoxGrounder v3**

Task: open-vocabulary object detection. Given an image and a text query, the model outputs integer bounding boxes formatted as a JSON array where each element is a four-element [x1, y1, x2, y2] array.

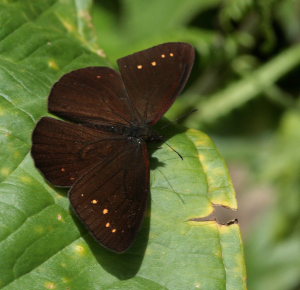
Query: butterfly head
[[127, 125, 163, 142]]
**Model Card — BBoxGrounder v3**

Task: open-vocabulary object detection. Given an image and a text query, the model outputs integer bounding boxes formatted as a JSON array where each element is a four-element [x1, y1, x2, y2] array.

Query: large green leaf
[[0, 1, 246, 289]]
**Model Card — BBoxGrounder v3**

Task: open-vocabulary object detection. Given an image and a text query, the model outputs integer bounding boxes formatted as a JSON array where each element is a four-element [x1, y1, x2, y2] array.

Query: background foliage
[[93, 0, 300, 289]]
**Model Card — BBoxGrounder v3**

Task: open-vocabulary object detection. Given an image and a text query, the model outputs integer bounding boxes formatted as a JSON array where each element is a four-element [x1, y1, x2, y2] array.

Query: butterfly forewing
[[48, 67, 139, 127], [32, 117, 125, 187], [69, 139, 149, 253], [118, 42, 195, 125]]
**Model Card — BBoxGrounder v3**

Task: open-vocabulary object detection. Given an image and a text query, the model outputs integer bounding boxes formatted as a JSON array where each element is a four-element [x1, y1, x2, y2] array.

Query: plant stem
[[187, 43, 300, 127]]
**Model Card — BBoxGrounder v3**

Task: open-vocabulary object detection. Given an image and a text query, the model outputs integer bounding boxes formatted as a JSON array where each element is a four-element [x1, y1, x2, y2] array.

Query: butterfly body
[[31, 42, 194, 252], [86, 123, 161, 142]]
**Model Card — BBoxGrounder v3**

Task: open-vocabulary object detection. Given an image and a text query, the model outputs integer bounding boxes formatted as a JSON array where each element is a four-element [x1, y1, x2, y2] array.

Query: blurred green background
[[92, 0, 300, 289]]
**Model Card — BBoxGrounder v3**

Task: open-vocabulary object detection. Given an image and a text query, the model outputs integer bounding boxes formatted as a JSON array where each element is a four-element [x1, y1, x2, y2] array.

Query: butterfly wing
[[31, 117, 125, 187], [48, 67, 139, 127], [118, 42, 195, 124], [69, 139, 149, 253]]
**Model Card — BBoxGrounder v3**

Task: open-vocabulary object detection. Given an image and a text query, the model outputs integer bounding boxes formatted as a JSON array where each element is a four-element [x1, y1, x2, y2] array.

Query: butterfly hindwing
[[69, 139, 149, 253], [48, 67, 139, 127], [118, 42, 195, 124], [31, 117, 125, 187]]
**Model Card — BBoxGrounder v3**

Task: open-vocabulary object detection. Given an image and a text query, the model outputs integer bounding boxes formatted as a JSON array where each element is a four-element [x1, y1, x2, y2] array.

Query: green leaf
[[0, 1, 246, 289]]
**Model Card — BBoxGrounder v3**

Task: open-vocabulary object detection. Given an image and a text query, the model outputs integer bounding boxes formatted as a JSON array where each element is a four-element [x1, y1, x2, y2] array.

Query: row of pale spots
[[79, 194, 118, 234], [136, 52, 175, 70]]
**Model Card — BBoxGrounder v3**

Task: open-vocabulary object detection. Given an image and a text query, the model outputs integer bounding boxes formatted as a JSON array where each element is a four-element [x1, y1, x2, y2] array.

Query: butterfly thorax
[[127, 125, 162, 142], [96, 124, 163, 142]]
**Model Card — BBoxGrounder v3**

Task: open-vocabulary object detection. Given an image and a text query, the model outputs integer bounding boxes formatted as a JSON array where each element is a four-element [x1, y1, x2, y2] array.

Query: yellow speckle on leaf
[[62, 277, 71, 284], [214, 248, 222, 257], [14, 151, 21, 158], [195, 139, 210, 147], [48, 60, 59, 70], [34, 225, 45, 233], [74, 244, 85, 255], [57, 214, 63, 222], [212, 167, 226, 176], [96, 49, 106, 57], [45, 281, 56, 289], [218, 223, 235, 233], [61, 19, 75, 32], [198, 153, 205, 160], [0, 107, 4, 116], [0, 168, 11, 176], [20, 176, 32, 183]]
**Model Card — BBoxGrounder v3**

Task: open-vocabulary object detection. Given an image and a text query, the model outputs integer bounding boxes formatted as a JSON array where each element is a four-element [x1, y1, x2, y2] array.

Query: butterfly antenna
[[159, 108, 198, 130], [174, 108, 198, 124], [165, 142, 183, 160], [156, 109, 198, 159]]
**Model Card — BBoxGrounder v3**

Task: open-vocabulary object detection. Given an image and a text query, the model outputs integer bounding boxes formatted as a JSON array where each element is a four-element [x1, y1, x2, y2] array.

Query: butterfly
[[31, 42, 195, 253]]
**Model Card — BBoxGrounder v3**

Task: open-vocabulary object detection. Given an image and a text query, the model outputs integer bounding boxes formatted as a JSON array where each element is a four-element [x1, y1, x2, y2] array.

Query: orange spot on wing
[[151, 61, 157, 66], [112, 229, 117, 233], [103, 209, 109, 214], [105, 222, 110, 228], [137, 65, 143, 69]]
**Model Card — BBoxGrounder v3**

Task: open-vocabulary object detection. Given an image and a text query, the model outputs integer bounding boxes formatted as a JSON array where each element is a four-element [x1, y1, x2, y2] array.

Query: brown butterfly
[[31, 42, 195, 252]]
